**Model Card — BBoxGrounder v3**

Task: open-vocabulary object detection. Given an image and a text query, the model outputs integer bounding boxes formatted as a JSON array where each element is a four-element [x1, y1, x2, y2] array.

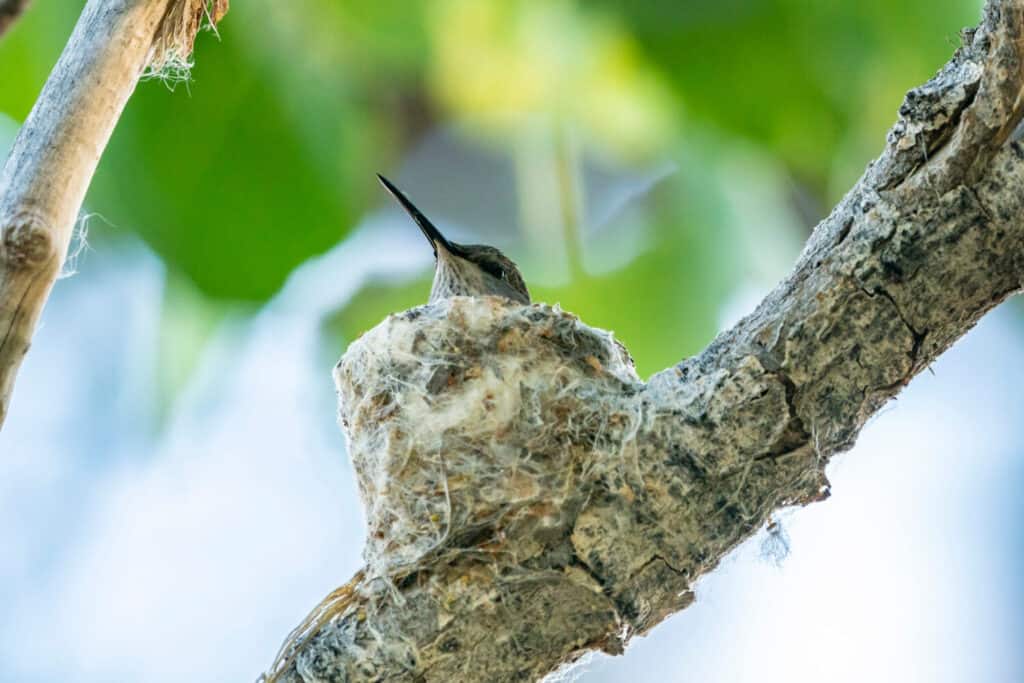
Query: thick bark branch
[[266, 2, 1024, 681], [0, 0, 227, 429]]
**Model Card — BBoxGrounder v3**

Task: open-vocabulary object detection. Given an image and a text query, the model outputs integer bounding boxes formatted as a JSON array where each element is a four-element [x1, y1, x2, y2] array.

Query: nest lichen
[[333, 297, 643, 581]]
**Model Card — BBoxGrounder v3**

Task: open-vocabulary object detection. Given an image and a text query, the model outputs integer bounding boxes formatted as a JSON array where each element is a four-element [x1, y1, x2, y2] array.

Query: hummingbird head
[[377, 174, 531, 305]]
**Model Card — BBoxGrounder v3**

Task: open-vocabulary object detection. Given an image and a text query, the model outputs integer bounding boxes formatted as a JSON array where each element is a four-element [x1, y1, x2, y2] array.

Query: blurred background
[[1, 0, 1022, 681]]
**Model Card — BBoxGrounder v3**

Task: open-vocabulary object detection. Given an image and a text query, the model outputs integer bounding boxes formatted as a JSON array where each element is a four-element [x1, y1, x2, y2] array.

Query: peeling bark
[[266, 2, 1024, 681]]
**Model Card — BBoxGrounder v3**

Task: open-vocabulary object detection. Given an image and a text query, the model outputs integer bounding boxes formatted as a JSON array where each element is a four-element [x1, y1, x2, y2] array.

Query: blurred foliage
[[591, 0, 982, 190], [0, 0, 985, 386], [426, 0, 679, 159]]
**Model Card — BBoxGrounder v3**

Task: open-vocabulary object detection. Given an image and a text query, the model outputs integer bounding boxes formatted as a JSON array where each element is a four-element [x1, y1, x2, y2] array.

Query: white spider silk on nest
[[333, 296, 643, 580]]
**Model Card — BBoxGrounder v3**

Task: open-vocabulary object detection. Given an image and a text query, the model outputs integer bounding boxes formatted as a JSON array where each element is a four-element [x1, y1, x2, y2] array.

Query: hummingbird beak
[[377, 174, 463, 259]]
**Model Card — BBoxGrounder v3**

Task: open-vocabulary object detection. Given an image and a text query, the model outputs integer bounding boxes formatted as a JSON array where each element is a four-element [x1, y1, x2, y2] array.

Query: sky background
[[2, 0, 1022, 681]]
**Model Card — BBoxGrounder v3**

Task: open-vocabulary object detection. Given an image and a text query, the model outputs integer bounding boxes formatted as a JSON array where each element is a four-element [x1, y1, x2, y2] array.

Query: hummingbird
[[378, 175, 531, 305]]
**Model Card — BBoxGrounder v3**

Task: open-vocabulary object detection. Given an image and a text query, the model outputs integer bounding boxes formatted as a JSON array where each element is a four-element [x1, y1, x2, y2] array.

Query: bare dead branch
[[0, 0, 227, 429]]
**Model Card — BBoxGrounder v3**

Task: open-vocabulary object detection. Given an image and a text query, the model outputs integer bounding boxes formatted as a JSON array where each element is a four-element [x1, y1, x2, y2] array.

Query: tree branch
[[266, 1, 1024, 681], [0, 0, 227, 429]]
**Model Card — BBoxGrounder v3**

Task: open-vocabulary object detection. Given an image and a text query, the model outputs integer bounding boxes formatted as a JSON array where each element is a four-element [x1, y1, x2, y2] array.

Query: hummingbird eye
[[479, 261, 505, 281]]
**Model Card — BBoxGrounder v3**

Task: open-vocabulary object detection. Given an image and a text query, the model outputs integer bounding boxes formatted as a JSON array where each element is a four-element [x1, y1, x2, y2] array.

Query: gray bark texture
[[0, 0, 227, 429], [265, 2, 1024, 682]]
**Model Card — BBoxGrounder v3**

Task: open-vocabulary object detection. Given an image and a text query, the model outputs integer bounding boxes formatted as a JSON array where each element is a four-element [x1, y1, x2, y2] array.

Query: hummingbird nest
[[333, 296, 643, 582], [276, 275, 828, 681]]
